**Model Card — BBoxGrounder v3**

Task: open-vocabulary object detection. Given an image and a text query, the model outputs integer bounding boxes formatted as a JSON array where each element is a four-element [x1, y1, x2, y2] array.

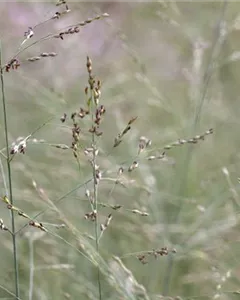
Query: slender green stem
[[0, 42, 20, 299], [93, 162, 102, 300], [90, 90, 102, 300], [28, 239, 34, 300]]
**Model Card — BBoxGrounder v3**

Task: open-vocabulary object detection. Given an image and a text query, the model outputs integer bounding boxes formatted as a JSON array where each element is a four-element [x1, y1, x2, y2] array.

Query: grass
[[0, 1, 240, 300], [0, 41, 20, 299]]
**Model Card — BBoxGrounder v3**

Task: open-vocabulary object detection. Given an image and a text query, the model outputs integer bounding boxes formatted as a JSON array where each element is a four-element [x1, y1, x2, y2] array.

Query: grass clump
[[0, 1, 240, 300]]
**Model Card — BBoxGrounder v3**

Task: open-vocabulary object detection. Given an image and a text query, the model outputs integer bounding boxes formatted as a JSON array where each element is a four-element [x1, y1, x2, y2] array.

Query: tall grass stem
[[0, 41, 20, 300], [91, 90, 102, 300]]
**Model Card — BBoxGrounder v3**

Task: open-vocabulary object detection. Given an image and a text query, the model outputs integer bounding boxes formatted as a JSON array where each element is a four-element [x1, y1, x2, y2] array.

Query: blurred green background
[[0, 1, 240, 299]]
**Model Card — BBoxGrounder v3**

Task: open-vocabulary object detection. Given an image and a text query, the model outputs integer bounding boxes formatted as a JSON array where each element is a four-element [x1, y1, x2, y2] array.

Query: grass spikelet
[[113, 116, 138, 147], [27, 52, 57, 62], [0, 218, 9, 232]]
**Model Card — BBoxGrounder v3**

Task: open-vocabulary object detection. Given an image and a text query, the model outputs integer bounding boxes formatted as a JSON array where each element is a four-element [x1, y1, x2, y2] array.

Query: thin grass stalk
[[162, 0, 228, 295], [0, 42, 20, 299], [93, 143, 102, 300], [0, 153, 8, 193], [28, 239, 34, 300], [84, 56, 103, 299], [90, 88, 102, 300]]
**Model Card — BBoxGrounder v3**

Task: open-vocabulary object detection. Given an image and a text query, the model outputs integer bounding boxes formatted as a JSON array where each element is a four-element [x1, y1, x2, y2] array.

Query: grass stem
[[0, 41, 20, 299]]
